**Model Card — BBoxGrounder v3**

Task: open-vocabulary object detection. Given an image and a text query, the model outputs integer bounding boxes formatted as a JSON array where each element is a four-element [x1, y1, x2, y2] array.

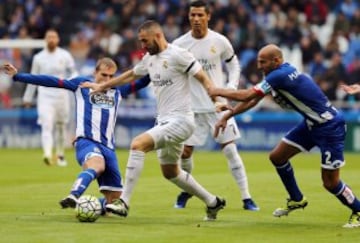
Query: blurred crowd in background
[[1, 0, 360, 110]]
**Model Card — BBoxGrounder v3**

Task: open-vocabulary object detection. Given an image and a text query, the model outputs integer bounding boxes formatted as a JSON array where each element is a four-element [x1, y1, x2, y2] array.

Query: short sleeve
[[133, 54, 150, 76], [174, 47, 201, 76]]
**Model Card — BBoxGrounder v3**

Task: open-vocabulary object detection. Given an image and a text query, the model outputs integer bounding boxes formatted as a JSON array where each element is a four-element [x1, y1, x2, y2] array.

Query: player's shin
[[70, 168, 97, 197], [120, 150, 145, 205], [275, 161, 303, 201], [328, 181, 360, 212], [181, 156, 193, 173], [169, 169, 216, 207], [223, 143, 251, 199]]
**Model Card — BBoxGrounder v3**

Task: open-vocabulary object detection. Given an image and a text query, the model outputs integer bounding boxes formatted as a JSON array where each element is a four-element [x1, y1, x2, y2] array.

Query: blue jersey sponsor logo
[[90, 93, 115, 108], [288, 70, 300, 80]]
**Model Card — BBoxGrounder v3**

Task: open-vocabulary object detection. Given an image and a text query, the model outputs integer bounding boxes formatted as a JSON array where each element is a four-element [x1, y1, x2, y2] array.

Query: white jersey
[[173, 29, 240, 112], [133, 44, 202, 120], [23, 47, 77, 103]]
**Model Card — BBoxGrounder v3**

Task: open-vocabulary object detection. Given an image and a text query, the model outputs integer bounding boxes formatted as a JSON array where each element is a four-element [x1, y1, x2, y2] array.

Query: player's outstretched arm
[[214, 97, 261, 138], [81, 69, 141, 92], [209, 87, 258, 102], [341, 84, 360, 95], [2, 63, 78, 91], [193, 69, 214, 93], [2, 63, 18, 77]]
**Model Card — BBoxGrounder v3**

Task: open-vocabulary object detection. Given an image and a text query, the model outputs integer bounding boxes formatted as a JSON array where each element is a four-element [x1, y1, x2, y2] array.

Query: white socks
[[41, 123, 53, 158], [55, 123, 65, 157], [170, 169, 217, 207], [181, 157, 193, 173], [121, 150, 145, 205], [223, 143, 251, 200]]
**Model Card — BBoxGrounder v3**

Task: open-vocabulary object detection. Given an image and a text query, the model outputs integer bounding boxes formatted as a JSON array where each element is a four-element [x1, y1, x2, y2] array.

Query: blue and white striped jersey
[[13, 73, 150, 149], [253, 63, 339, 125]]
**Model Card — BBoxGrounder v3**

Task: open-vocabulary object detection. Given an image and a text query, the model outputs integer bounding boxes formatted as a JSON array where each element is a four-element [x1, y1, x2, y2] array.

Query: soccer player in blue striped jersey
[[2, 58, 151, 215], [210, 44, 360, 228]]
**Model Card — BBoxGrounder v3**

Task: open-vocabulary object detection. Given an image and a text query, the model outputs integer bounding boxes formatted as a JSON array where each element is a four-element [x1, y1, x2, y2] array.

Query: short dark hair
[[189, 0, 210, 14], [138, 20, 161, 33]]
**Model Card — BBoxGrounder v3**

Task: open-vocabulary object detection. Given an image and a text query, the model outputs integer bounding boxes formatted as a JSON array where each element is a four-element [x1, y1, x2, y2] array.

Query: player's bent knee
[[130, 134, 154, 152], [181, 146, 193, 159], [161, 164, 178, 179]]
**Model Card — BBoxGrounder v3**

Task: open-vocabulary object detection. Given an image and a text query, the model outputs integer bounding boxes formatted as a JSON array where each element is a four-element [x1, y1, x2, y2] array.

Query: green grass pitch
[[0, 148, 359, 242]]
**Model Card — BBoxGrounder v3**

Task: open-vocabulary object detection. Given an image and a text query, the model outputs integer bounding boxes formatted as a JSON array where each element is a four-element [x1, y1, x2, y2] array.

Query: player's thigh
[[283, 121, 315, 152], [98, 148, 122, 191], [272, 121, 314, 163], [184, 113, 210, 146], [314, 120, 346, 170], [212, 113, 240, 144], [148, 116, 195, 149], [148, 116, 194, 164], [37, 102, 56, 127], [75, 138, 104, 167], [54, 99, 70, 124]]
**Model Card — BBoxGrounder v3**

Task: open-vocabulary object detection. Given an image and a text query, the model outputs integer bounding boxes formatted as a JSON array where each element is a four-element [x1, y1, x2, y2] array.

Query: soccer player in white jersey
[[23, 29, 78, 166], [3, 58, 151, 215], [82, 20, 226, 221], [172, 0, 258, 210]]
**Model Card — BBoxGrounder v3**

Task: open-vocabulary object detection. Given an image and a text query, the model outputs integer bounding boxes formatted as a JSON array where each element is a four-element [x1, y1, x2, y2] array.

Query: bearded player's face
[[138, 29, 160, 55]]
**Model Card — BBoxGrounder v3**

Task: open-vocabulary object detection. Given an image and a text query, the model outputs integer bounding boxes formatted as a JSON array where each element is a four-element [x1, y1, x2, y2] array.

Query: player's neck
[[47, 46, 57, 53], [191, 28, 207, 39], [159, 41, 168, 53]]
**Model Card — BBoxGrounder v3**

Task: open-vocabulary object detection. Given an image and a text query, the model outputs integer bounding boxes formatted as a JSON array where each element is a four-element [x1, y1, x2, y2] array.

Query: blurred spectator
[[304, 0, 328, 26], [2, 0, 360, 109], [307, 51, 327, 78], [340, 0, 359, 20], [333, 11, 351, 34], [163, 14, 180, 42], [321, 52, 349, 101], [347, 56, 360, 85], [299, 32, 322, 67]]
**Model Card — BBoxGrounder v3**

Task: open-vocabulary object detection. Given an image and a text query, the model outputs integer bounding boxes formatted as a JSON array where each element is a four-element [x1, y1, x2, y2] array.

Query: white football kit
[[133, 44, 202, 164], [23, 47, 77, 125], [173, 29, 241, 145], [23, 47, 77, 163]]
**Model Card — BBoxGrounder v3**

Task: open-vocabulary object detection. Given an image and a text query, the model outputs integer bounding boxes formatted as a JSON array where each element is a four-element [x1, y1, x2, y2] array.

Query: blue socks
[[275, 161, 303, 201], [70, 168, 97, 197], [98, 197, 107, 215], [328, 181, 360, 212]]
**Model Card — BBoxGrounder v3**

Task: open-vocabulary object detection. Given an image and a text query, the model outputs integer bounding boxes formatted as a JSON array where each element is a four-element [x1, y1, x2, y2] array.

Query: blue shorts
[[75, 138, 123, 192], [283, 116, 346, 170]]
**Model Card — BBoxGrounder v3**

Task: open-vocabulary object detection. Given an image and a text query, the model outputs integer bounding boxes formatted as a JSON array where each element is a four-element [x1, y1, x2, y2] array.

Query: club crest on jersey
[[90, 92, 115, 108], [210, 45, 216, 54], [163, 61, 168, 69]]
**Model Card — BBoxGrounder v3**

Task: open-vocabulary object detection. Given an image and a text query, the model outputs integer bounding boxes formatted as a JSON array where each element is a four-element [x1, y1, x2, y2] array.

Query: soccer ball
[[75, 195, 102, 222]]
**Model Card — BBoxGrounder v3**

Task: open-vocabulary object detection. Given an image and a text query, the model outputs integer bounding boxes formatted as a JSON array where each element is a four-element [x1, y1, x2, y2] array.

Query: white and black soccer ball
[[75, 195, 102, 222]]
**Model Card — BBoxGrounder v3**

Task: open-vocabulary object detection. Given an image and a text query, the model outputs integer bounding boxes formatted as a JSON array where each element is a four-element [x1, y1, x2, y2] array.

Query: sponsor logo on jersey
[[90, 92, 115, 108], [152, 73, 173, 87], [198, 58, 216, 71], [288, 70, 300, 81]]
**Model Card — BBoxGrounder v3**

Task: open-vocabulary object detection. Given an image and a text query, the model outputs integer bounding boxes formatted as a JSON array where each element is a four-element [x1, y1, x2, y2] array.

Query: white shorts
[[37, 96, 70, 126], [146, 115, 195, 165], [185, 111, 240, 146]]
